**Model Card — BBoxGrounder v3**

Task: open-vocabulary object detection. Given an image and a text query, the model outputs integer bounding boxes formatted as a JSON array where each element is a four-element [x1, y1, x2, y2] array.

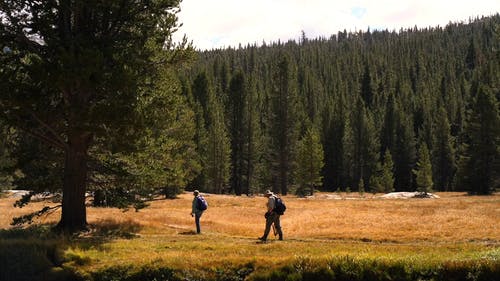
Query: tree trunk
[[280, 153, 288, 195], [57, 131, 92, 232]]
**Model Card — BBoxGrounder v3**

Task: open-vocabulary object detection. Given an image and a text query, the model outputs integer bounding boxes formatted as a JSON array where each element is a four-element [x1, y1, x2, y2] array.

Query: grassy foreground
[[1, 192, 499, 280]]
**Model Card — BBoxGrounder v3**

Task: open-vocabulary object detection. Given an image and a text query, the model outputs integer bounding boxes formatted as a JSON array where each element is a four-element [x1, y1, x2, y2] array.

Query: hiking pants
[[195, 212, 203, 234], [263, 212, 282, 239]]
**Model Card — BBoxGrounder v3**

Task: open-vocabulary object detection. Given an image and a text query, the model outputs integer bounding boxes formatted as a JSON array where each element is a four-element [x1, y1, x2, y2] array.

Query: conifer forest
[[1, 11, 499, 222], [179, 15, 499, 196]]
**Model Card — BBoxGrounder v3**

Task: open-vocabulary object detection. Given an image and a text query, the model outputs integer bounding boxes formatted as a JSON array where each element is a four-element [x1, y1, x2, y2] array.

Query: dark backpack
[[196, 196, 208, 211], [273, 196, 286, 215]]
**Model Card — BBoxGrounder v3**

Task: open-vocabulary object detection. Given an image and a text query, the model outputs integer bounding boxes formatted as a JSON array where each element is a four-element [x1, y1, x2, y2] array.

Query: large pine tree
[[344, 98, 379, 190], [457, 85, 499, 194], [241, 75, 263, 194], [268, 53, 300, 195], [190, 72, 231, 193], [393, 112, 417, 191], [228, 71, 246, 195], [296, 127, 324, 196], [432, 107, 456, 191], [205, 95, 231, 194], [414, 143, 434, 194], [0, 0, 189, 231]]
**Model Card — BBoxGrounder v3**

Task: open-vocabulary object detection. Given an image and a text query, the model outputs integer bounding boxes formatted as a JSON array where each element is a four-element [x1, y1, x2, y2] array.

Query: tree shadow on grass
[[0, 218, 142, 244], [79, 219, 143, 243], [0, 219, 143, 255], [0, 220, 143, 281], [0, 224, 79, 281]]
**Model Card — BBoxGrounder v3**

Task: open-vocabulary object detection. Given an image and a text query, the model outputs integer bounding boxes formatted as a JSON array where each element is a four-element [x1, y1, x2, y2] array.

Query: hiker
[[258, 190, 283, 241], [191, 190, 207, 234]]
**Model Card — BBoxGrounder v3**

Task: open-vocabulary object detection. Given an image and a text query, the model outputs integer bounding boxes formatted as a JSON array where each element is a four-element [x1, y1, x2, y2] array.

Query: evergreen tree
[[393, 112, 417, 191], [361, 106, 380, 188], [241, 75, 263, 194], [322, 95, 346, 191], [358, 178, 365, 197], [342, 118, 355, 191], [360, 63, 374, 107], [228, 71, 246, 195], [369, 161, 383, 194], [381, 149, 395, 193], [190, 100, 209, 190], [298, 66, 325, 125], [381, 94, 397, 155], [192, 72, 212, 125], [0, 0, 189, 231], [190, 72, 231, 194], [414, 143, 434, 194], [133, 66, 200, 199], [296, 127, 324, 196], [189, 73, 211, 191], [465, 37, 479, 71], [432, 107, 456, 191], [205, 93, 231, 194], [457, 85, 499, 194], [268, 53, 300, 195], [370, 149, 395, 193], [344, 98, 379, 190]]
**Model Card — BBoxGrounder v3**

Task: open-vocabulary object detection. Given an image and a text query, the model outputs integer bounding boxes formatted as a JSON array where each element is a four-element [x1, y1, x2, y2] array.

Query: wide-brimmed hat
[[265, 190, 273, 196], [193, 190, 199, 195]]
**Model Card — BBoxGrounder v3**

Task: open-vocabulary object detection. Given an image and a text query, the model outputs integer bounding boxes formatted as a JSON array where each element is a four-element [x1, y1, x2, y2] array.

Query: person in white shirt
[[258, 190, 283, 241]]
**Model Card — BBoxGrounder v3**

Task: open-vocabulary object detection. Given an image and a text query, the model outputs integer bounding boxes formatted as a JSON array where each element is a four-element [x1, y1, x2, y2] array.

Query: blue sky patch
[[351, 6, 367, 19]]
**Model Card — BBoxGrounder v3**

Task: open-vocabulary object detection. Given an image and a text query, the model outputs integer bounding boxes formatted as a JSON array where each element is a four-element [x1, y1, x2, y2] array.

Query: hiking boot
[[279, 235, 283, 241], [258, 237, 267, 241]]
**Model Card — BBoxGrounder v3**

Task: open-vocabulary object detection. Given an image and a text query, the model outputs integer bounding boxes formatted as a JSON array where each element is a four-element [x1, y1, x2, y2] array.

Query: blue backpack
[[196, 196, 208, 211], [274, 197, 286, 215]]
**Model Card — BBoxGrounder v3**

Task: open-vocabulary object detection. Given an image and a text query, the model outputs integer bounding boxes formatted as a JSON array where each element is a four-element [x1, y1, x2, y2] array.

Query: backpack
[[196, 195, 208, 211], [273, 196, 286, 215]]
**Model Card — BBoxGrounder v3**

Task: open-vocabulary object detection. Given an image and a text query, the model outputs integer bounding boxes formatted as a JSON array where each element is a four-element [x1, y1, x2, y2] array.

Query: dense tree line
[[0, 8, 498, 231], [181, 15, 499, 195]]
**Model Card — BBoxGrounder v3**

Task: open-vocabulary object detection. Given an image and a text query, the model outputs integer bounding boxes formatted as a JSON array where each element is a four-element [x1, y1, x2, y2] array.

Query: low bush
[[90, 262, 256, 281], [91, 264, 177, 281], [248, 255, 500, 281]]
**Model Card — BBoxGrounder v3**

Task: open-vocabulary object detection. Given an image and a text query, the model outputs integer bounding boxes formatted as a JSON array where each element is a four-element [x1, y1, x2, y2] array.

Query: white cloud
[[173, 0, 499, 50]]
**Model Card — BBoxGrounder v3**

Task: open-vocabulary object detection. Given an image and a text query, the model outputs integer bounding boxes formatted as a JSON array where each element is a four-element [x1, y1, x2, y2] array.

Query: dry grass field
[[1, 191, 499, 278]]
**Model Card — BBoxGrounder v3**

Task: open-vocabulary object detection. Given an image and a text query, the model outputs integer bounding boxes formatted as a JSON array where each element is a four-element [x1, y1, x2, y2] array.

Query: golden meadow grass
[[1, 192, 499, 272]]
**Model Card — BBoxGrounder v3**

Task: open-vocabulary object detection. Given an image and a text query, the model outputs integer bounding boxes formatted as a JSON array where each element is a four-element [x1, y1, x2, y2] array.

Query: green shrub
[[438, 260, 500, 281], [91, 263, 257, 281], [214, 262, 255, 281], [247, 256, 500, 281], [91, 264, 178, 281], [302, 267, 335, 281]]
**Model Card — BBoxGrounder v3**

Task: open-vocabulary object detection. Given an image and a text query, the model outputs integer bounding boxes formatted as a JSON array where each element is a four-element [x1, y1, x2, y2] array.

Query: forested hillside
[[180, 15, 500, 195]]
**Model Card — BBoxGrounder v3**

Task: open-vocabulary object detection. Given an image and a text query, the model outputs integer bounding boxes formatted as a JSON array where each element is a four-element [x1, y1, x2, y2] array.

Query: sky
[[172, 0, 499, 50]]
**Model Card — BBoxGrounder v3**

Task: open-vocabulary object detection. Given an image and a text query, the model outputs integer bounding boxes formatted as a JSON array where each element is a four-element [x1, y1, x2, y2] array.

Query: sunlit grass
[[1, 192, 499, 273]]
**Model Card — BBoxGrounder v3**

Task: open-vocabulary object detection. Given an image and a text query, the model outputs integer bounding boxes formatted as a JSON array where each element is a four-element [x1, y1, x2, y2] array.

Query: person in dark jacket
[[191, 190, 206, 234]]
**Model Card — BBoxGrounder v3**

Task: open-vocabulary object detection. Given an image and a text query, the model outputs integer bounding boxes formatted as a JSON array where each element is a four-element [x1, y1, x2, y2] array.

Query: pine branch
[[28, 111, 67, 150], [20, 125, 66, 150], [11, 205, 61, 226]]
